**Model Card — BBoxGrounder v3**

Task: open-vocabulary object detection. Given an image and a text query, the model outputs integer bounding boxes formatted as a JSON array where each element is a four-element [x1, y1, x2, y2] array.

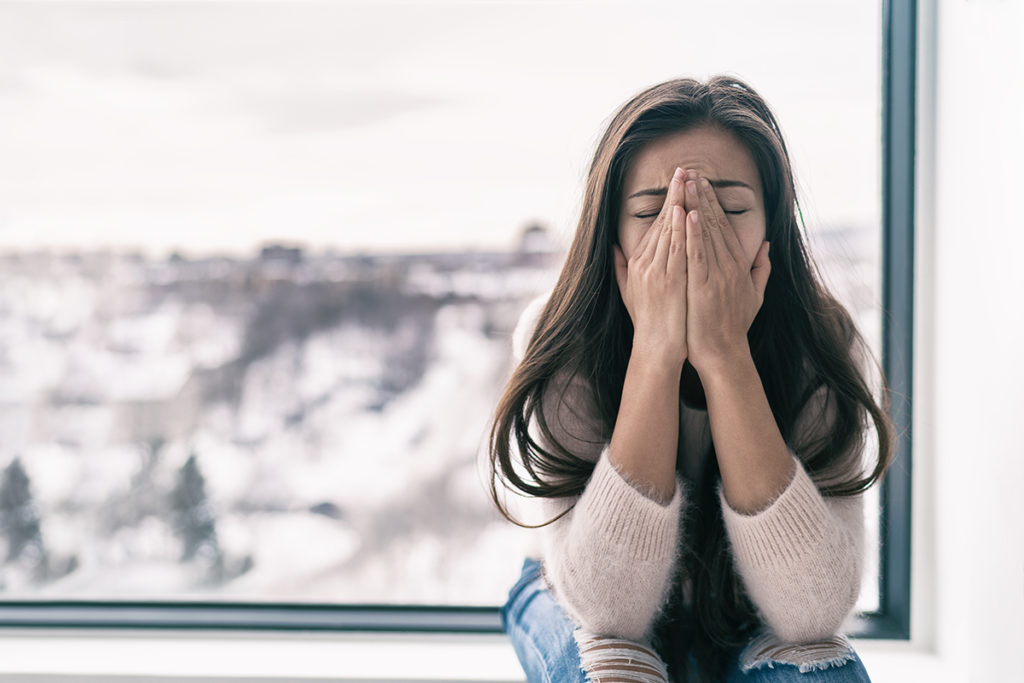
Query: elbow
[[546, 558, 671, 643], [556, 576, 660, 643], [763, 563, 861, 644], [570, 609, 655, 644]]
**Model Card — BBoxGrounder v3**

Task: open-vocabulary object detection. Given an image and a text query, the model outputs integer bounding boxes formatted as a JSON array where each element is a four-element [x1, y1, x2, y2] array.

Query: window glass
[[0, 0, 881, 612]]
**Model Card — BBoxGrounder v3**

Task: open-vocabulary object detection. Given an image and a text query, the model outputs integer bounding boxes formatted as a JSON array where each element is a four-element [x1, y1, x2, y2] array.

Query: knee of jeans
[[573, 628, 670, 683], [738, 629, 859, 675]]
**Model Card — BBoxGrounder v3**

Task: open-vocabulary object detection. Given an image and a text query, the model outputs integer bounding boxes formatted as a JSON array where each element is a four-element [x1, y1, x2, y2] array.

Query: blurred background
[[0, 0, 883, 610]]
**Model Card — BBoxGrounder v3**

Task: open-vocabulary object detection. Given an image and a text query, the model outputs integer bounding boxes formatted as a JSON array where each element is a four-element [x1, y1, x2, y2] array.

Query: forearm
[[608, 348, 683, 505], [701, 346, 795, 515]]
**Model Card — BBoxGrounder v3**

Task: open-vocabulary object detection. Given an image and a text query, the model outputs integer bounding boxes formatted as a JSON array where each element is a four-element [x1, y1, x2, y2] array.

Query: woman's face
[[617, 125, 766, 265]]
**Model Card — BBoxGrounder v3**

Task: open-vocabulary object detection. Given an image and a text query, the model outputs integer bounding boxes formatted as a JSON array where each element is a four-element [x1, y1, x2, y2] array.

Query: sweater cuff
[[718, 451, 831, 568], [577, 446, 685, 562]]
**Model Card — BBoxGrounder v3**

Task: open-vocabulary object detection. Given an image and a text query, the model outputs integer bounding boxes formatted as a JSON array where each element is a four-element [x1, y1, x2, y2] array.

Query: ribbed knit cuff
[[718, 451, 831, 568], [576, 446, 684, 562]]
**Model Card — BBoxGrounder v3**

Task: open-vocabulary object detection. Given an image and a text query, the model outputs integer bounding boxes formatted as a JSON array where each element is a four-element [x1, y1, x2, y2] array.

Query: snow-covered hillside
[[0, 223, 879, 607], [0, 247, 558, 604]]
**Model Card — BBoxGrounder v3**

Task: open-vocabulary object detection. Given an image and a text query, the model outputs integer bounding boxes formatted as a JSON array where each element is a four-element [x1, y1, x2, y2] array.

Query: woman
[[487, 75, 893, 682]]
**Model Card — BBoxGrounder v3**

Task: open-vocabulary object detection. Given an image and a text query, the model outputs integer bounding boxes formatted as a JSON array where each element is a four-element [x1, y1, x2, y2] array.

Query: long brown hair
[[487, 75, 895, 683]]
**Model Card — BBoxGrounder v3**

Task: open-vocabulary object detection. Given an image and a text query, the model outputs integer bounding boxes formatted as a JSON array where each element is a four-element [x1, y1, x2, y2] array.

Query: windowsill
[[0, 629, 957, 683]]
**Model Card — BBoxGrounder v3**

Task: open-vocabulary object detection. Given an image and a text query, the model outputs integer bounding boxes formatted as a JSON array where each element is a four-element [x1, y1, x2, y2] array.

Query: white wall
[[885, 0, 1024, 681]]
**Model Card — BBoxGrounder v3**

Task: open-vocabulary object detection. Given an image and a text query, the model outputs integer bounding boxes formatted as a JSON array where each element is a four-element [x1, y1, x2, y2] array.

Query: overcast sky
[[0, 0, 880, 257]]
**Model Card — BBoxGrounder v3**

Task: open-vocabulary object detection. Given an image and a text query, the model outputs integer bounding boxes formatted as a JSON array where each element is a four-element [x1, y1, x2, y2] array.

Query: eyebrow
[[626, 178, 755, 200]]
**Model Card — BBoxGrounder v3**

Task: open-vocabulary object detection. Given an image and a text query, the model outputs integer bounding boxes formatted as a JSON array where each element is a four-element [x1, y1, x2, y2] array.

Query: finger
[[683, 170, 699, 215], [680, 176, 701, 274], [613, 244, 628, 296], [688, 180, 720, 270], [685, 209, 707, 283], [657, 167, 687, 227], [631, 179, 672, 263], [651, 205, 674, 272], [693, 179, 723, 269], [667, 204, 687, 278], [634, 216, 660, 263], [699, 177, 744, 265], [651, 167, 687, 268], [750, 240, 771, 305], [663, 166, 687, 222]]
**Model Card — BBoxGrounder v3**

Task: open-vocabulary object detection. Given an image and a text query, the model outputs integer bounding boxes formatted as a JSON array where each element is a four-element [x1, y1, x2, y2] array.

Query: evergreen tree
[[169, 452, 256, 587], [169, 452, 222, 568], [0, 457, 44, 564]]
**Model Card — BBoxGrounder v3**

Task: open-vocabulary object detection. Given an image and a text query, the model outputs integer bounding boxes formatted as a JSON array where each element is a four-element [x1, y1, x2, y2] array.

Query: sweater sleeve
[[717, 383, 867, 644], [509, 294, 687, 643], [538, 445, 686, 644]]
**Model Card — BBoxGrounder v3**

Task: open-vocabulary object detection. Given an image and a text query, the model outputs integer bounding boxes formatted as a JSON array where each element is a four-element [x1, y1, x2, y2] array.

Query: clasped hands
[[613, 166, 771, 375]]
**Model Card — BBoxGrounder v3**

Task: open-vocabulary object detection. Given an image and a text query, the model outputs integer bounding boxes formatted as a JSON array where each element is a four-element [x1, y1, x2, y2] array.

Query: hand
[[684, 175, 771, 374], [613, 166, 691, 364]]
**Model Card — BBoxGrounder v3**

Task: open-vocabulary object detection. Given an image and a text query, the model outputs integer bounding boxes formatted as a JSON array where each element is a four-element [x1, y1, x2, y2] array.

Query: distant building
[[259, 244, 305, 264], [518, 223, 558, 254]]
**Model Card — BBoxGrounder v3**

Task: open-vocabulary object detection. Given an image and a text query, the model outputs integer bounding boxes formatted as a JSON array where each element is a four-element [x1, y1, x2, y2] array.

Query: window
[[0, 0, 911, 639]]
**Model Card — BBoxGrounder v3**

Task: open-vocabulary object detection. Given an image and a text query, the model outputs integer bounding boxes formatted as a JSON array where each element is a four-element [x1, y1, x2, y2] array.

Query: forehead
[[622, 125, 762, 197]]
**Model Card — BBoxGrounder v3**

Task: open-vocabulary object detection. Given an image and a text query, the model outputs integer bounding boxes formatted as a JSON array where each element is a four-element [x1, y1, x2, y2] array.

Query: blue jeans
[[499, 557, 872, 683]]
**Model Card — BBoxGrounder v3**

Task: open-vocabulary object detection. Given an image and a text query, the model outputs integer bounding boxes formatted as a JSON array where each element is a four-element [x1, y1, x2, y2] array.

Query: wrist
[[629, 337, 686, 376], [694, 342, 755, 384]]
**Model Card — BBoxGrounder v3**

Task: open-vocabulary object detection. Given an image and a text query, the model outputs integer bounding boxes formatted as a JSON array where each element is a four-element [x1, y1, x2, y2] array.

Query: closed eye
[[634, 210, 748, 219]]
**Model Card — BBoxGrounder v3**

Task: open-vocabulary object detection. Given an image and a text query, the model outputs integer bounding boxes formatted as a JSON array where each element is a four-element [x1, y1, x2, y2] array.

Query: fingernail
[[701, 177, 711, 190], [686, 180, 697, 198], [673, 167, 684, 183]]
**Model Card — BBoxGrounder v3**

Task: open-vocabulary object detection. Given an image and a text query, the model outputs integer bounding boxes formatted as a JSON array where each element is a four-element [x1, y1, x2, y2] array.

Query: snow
[[0, 248, 560, 605], [0, 228, 880, 608]]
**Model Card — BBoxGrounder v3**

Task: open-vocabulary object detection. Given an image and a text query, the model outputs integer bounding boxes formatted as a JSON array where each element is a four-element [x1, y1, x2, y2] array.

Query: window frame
[[845, 0, 916, 641], [0, 0, 915, 640]]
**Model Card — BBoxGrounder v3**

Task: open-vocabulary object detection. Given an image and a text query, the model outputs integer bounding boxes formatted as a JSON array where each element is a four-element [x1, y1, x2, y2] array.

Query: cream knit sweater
[[508, 296, 867, 646]]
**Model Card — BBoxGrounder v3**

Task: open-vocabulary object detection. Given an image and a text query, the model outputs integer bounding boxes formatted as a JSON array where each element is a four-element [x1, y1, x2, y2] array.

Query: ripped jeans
[[499, 557, 872, 683]]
